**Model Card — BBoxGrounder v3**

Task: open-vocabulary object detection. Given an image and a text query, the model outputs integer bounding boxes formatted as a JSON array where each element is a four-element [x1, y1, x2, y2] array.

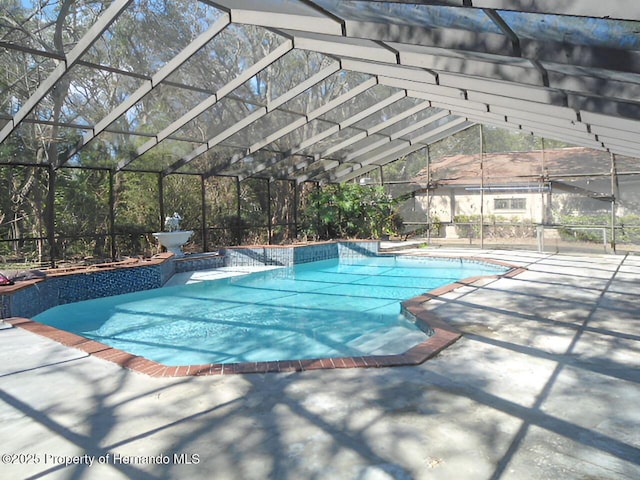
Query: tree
[[301, 183, 403, 240]]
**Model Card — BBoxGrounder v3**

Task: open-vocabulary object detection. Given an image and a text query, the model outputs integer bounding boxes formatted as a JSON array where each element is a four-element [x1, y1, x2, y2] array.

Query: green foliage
[[453, 215, 536, 239], [482, 126, 542, 153], [429, 125, 481, 161], [618, 215, 640, 244], [382, 150, 428, 182], [163, 174, 202, 231], [453, 214, 481, 238], [114, 172, 160, 232], [209, 215, 250, 246], [556, 213, 640, 244], [300, 183, 404, 240], [54, 168, 111, 259]]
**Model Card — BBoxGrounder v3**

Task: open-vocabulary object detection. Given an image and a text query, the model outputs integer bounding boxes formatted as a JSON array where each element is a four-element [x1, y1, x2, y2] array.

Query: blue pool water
[[35, 256, 507, 365]]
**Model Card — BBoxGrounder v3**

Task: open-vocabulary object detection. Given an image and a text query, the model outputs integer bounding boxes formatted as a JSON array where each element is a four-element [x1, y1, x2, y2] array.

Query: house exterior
[[399, 147, 639, 240]]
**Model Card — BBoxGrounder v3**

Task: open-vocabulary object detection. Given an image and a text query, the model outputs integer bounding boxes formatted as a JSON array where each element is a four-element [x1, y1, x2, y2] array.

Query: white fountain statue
[[152, 212, 193, 257]]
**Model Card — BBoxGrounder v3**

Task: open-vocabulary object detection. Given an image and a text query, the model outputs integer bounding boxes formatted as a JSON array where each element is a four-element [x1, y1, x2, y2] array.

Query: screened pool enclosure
[[2, 0, 640, 266]]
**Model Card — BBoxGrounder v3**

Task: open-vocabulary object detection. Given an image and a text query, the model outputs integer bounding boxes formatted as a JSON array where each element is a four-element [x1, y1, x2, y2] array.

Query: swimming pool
[[34, 255, 507, 366]]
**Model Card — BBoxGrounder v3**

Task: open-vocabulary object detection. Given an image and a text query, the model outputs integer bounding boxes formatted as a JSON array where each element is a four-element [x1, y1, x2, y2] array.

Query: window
[[494, 198, 526, 210]]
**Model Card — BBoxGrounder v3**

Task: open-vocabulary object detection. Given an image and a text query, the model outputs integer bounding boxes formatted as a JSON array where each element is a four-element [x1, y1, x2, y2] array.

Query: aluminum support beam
[[407, 90, 487, 112], [286, 31, 399, 64], [439, 72, 566, 105], [242, 6, 640, 75], [340, 117, 470, 174], [378, 76, 466, 100], [340, 58, 437, 84], [591, 125, 640, 144], [343, 18, 513, 55], [391, 42, 543, 86], [326, 120, 473, 184], [322, 103, 440, 159], [580, 111, 640, 135], [287, 101, 440, 178], [597, 137, 640, 153], [65, 13, 231, 164], [339, 110, 452, 163], [347, 1, 640, 22], [0, 0, 134, 144], [305, 117, 469, 184], [467, 91, 578, 121], [432, 74, 640, 156], [116, 40, 294, 172], [202, 76, 381, 178], [211, 0, 344, 35]]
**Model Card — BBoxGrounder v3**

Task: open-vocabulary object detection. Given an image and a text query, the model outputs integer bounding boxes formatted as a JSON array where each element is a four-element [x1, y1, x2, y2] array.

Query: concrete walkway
[[1, 249, 639, 479]]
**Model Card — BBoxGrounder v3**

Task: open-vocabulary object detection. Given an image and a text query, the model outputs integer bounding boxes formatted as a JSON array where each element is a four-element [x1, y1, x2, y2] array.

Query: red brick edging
[[5, 258, 526, 377]]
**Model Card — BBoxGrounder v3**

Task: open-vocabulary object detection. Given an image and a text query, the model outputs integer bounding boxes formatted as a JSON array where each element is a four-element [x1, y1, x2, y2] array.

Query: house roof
[[2, 1, 639, 183]]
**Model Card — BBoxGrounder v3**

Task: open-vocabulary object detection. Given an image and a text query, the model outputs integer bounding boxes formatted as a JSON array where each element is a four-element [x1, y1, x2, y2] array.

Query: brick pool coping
[[3, 256, 526, 377]]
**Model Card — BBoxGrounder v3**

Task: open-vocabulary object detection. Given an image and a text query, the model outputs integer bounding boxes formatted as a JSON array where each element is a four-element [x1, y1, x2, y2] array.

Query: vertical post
[[449, 189, 456, 223], [610, 153, 617, 253], [537, 225, 544, 253], [109, 169, 116, 260], [315, 181, 321, 239], [538, 138, 546, 253], [236, 176, 241, 245], [479, 125, 485, 249], [201, 175, 207, 252], [267, 179, 272, 245], [158, 173, 165, 231], [540, 138, 546, 225], [46, 164, 56, 267], [292, 180, 299, 241], [426, 145, 431, 243], [542, 138, 554, 243], [235, 176, 241, 218]]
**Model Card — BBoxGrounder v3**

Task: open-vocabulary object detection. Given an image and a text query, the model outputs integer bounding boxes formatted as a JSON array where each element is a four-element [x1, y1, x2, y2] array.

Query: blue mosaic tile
[[174, 254, 224, 273], [66, 268, 155, 303], [2, 263, 166, 318], [338, 241, 378, 257], [0, 241, 384, 319], [221, 247, 295, 266], [1, 293, 11, 318], [293, 243, 338, 264], [3, 284, 47, 319]]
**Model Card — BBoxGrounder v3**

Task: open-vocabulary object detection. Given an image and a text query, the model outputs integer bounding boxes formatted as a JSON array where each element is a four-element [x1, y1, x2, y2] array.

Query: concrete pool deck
[[1, 248, 639, 479]]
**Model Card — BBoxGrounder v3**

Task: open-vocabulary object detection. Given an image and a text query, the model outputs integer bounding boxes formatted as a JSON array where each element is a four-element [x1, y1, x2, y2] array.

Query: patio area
[[1, 247, 638, 480]]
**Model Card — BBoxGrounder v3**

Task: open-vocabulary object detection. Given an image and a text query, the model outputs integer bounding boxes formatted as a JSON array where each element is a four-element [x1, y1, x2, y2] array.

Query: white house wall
[[415, 189, 547, 225]]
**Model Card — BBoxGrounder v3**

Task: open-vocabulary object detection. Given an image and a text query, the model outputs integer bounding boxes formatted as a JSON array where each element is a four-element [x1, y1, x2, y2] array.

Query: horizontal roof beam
[[203, 76, 381, 178], [311, 117, 470, 184], [118, 39, 294, 173], [0, 0, 134, 145], [64, 13, 231, 165], [598, 136, 640, 153], [343, 116, 470, 170], [211, 0, 344, 35], [238, 6, 640, 75], [289, 102, 443, 178], [330, 120, 474, 184], [288, 30, 399, 64], [343, 19, 514, 56], [340, 58, 437, 84], [357, 1, 640, 21]]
